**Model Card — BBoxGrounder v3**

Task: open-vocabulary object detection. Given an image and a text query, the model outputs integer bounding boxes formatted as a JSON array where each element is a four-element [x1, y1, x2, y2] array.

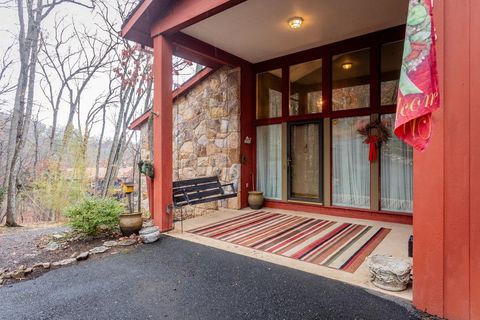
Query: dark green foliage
[[64, 197, 124, 235], [138, 160, 154, 178]]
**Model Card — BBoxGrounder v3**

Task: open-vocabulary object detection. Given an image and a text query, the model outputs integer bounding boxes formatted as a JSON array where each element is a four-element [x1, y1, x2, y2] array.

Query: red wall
[[413, 1, 480, 319]]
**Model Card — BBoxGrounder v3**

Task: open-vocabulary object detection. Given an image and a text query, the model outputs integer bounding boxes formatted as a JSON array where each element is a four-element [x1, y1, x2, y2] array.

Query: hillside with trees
[[0, 0, 195, 226]]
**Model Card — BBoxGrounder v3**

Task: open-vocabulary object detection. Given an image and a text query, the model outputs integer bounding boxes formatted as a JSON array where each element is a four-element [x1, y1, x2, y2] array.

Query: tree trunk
[[3, 0, 32, 226], [33, 118, 39, 180], [48, 109, 58, 155], [95, 107, 106, 180]]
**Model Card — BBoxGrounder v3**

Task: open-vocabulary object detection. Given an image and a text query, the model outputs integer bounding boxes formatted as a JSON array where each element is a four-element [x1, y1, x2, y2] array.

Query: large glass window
[[257, 69, 282, 119], [380, 114, 413, 212], [289, 59, 323, 115], [381, 41, 403, 106], [332, 48, 370, 111], [256, 125, 282, 199], [253, 30, 408, 212], [332, 116, 370, 208]]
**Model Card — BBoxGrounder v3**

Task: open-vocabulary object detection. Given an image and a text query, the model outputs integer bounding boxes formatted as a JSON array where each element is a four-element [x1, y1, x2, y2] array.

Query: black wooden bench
[[172, 176, 237, 231]]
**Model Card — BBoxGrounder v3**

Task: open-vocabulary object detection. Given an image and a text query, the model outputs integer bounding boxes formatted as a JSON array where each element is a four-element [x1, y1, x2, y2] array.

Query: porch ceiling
[[182, 0, 408, 63]]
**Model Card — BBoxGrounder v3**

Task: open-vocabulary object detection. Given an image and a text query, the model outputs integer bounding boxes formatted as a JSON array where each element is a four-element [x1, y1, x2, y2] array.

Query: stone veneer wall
[[172, 66, 241, 218]]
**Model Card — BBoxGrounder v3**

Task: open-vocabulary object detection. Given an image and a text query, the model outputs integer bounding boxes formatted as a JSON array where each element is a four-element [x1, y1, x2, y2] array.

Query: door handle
[[287, 157, 293, 167]]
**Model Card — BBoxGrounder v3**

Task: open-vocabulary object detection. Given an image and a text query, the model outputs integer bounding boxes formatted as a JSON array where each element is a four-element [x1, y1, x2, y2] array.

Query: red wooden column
[[152, 35, 173, 231], [239, 64, 255, 208], [413, 1, 480, 319]]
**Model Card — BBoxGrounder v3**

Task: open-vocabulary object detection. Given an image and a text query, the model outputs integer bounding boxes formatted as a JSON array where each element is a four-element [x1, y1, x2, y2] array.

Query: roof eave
[[121, 0, 169, 47]]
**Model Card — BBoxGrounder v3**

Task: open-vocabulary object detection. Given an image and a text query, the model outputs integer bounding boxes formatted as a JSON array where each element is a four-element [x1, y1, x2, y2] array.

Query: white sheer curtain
[[380, 114, 413, 213], [332, 116, 370, 208], [256, 125, 282, 199]]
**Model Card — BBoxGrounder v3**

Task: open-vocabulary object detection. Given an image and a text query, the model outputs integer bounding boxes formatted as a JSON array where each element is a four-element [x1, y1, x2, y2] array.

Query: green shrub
[[64, 197, 124, 235]]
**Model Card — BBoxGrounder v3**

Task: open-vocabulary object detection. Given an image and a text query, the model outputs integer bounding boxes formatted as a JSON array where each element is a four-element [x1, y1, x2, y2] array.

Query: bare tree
[[94, 74, 116, 180], [96, 0, 194, 196], [2, 0, 94, 226], [0, 43, 15, 106], [100, 44, 153, 196], [77, 75, 116, 177], [39, 15, 115, 157]]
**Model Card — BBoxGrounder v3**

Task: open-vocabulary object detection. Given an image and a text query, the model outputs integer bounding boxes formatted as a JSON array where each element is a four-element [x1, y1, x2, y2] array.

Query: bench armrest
[[221, 183, 236, 193]]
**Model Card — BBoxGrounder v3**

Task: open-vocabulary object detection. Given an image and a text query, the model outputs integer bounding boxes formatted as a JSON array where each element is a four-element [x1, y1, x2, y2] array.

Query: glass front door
[[287, 121, 322, 202]]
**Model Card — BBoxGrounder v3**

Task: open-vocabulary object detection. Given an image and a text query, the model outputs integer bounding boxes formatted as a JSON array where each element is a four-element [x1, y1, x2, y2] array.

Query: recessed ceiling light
[[342, 62, 353, 70], [288, 16, 304, 29]]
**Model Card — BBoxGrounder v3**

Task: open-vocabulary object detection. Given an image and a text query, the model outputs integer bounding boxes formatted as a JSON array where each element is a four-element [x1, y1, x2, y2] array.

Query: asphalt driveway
[[0, 235, 419, 320]]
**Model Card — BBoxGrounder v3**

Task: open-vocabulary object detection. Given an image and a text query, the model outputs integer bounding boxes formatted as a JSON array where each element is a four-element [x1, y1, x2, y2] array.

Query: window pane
[[380, 114, 413, 213], [256, 125, 282, 199], [289, 123, 321, 201], [332, 48, 370, 111], [381, 41, 403, 106], [289, 59, 323, 115], [332, 116, 370, 208], [257, 69, 282, 119]]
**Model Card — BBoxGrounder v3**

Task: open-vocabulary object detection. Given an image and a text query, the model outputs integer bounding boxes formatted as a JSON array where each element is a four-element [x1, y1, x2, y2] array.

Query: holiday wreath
[[357, 120, 391, 162]]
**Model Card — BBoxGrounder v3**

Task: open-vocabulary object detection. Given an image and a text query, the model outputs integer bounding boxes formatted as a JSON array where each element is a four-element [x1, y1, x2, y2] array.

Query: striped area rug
[[188, 211, 391, 273]]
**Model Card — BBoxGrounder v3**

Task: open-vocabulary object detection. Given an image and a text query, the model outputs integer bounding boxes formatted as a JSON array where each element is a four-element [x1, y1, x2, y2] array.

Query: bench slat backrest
[[173, 176, 219, 188], [173, 176, 233, 207]]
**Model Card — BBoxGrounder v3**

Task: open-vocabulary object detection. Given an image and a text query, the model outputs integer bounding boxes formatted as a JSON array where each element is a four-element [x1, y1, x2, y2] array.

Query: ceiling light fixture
[[288, 16, 304, 29], [342, 62, 353, 70]]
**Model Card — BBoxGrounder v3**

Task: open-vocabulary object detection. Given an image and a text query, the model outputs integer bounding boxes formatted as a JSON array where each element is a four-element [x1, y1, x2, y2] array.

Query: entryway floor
[[168, 208, 413, 301]]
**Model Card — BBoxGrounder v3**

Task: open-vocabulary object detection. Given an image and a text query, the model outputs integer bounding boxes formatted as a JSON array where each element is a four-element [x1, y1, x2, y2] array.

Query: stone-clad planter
[[367, 255, 412, 291]]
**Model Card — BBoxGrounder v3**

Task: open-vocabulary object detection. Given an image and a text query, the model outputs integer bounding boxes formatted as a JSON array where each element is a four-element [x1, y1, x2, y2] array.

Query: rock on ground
[[117, 239, 137, 246], [33, 263, 50, 269], [89, 246, 109, 254], [76, 252, 89, 261], [103, 241, 118, 247], [52, 258, 76, 267], [45, 241, 60, 251]]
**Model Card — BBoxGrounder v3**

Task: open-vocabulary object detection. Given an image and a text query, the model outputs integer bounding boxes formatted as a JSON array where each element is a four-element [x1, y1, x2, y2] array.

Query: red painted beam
[[128, 109, 151, 130], [121, 0, 154, 38], [168, 32, 250, 68], [152, 35, 174, 232], [470, 1, 480, 318], [121, 0, 170, 47], [173, 67, 215, 100], [239, 64, 255, 208], [129, 67, 215, 130], [150, 0, 247, 37]]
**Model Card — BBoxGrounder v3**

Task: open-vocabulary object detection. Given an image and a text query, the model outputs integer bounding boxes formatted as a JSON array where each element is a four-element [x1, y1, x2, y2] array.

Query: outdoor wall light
[[342, 62, 353, 70], [288, 16, 304, 29]]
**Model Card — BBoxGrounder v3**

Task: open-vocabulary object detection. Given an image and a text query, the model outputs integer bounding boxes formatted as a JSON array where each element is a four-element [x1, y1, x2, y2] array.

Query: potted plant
[[138, 160, 154, 178], [247, 173, 264, 209], [138, 159, 155, 217]]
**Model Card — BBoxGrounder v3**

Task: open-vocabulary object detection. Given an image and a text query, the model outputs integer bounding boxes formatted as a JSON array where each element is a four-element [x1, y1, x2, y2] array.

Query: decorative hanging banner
[[394, 0, 440, 151]]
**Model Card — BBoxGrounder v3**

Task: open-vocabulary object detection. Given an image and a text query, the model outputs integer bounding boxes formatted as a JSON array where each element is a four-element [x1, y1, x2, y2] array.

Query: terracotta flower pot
[[248, 191, 264, 210], [119, 212, 143, 236]]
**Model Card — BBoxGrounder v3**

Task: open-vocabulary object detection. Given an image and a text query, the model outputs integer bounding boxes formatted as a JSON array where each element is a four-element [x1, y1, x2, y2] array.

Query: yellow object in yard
[[122, 183, 135, 194]]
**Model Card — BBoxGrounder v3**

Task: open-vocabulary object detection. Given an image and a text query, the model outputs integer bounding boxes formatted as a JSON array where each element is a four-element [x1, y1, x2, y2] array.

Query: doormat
[[188, 211, 391, 273]]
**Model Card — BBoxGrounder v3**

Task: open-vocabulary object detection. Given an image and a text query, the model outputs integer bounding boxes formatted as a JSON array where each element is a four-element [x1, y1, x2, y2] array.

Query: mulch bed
[[0, 226, 141, 286]]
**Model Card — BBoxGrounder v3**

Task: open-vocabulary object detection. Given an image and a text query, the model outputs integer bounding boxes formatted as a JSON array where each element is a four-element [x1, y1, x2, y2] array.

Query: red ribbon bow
[[365, 136, 379, 162]]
